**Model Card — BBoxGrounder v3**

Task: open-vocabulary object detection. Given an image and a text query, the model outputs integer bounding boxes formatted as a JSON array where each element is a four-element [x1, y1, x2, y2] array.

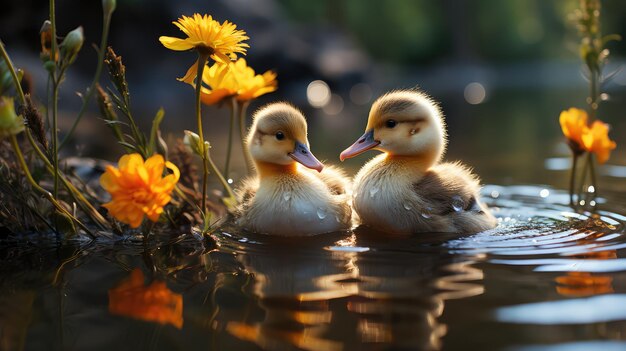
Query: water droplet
[[452, 196, 464, 212], [317, 207, 327, 220], [403, 203, 412, 211], [421, 207, 433, 219], [283, 192, 291, 201], [590, 200, 597, 207], [539, 189, 550, 198], [491, 190, 500, 198], [579, 200, 586, 206], [587, 185, 595, 193], [369, 187, 379, 198], [227, 178, 234, 184]]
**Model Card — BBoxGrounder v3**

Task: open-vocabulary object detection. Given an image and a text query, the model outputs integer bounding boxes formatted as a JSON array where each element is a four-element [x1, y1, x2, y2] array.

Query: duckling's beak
[[340, 129, 380, 161], [289, 141, 324, 172]]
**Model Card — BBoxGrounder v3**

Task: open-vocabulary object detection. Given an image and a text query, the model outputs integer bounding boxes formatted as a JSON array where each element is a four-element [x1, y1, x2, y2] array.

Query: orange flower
[[159, 14, 249, 84], [582, 120, 617, 164], [100, 153, 179, 228], [109, 268, 183, 329], [198, 58, 277, 105], [559, 108, 588, 153]]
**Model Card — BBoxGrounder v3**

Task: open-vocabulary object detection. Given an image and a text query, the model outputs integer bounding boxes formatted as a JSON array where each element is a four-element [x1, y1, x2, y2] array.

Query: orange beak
[[340, 129, 380, 161], [289, 141, 324, 172]]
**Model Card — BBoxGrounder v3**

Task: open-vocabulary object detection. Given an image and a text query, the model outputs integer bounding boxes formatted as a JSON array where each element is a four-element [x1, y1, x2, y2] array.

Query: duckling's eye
[[385, 120, 397, 128], [275, 131, 285, 140]]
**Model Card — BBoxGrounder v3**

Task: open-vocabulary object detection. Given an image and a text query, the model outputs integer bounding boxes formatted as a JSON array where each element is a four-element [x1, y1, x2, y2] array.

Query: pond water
[[1, 185, 626, 350]]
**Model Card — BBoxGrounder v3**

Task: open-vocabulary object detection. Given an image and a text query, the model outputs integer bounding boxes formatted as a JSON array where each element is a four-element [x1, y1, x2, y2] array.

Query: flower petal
[[159, 36, 194, 51]]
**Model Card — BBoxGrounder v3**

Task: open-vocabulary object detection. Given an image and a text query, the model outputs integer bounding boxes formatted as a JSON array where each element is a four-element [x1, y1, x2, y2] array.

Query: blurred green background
[[1, 0, 625, 191]]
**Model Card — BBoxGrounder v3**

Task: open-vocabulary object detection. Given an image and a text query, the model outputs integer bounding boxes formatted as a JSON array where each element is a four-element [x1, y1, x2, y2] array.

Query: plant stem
[[49, 0, 59, 201], [59, 9, 113, 150], [577, 154, 589, 204], [569, 154, 578, 206], [25, 129, 109, 229], [194, 53, 210, 214], [207, 153, 236, 201], [10, 135, 94, 238], [0, 41, 26, 104], [238, 101, 252, 174], [51, 80, 59, 200], [224, 97, 237, 179], [588, 152, 597, 198]]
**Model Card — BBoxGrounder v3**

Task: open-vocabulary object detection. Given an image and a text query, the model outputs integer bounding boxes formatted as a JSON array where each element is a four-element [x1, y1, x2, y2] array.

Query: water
[[1, 185, 625, 350]]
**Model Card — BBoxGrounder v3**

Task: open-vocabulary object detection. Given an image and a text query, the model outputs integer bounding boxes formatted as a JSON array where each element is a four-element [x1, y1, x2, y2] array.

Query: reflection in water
[[555, 250, 617, 297], [217, 230, 485, 351], [495, 294, 626, 324], [108, 268, 183, 329], [0, 290, 35, 350], [0, 186, 624, 350]]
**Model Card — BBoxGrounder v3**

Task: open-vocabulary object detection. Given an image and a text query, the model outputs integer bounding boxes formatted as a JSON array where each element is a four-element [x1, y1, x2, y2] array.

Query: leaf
[[117, 141, 139, 152], [148, 108, 165, 155]]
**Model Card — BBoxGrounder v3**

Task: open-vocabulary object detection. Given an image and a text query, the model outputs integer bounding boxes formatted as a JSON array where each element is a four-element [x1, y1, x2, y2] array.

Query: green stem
[[588, 152, 597, 198], [25, 129, 109, 229], [238, 101, 252, 174], [577, 154, 589, 204], [194, 53, 210, 214], [59, 10, 113, 150], [224, 97, 237, 179], [51, 80, 59, 200], [10, 135, 94, 238], [0, 40, 26, 104], [589, 69, 598, 122], [49, 0, 58, 71], [569, 154, 578, 206], [207, 154, 236, 201]]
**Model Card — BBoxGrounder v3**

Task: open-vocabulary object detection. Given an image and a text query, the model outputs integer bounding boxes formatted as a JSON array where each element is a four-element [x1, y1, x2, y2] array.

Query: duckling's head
[[340, 90, 447, 166], [248, 103, 324, 173]]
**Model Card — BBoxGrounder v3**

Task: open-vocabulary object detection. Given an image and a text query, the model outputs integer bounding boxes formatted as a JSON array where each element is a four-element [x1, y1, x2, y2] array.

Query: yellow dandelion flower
[[559, 108, 588, 153], [582, 120, 617, 164], [100, 153, 180, 228], [199, 58, 277, 105], [109, 268, 183, 329], [159, 13, 249, 84]]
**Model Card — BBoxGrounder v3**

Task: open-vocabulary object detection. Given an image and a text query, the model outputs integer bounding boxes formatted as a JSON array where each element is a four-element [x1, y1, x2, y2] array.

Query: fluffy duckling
[[340, 90, 496, 234], [235, 103, 351, 236]]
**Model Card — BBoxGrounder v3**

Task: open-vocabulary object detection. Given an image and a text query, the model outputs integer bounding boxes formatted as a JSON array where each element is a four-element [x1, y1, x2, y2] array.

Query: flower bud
[[39, 20, 57, 62], [183, 130, 210, 157], [60, 26, 84, 65], [102, 0, 116, 17], [0, 97, 25, 138]]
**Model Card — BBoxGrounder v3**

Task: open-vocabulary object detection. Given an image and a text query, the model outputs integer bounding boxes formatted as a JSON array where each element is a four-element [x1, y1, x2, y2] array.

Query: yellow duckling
[[340, 90, 496, 234], [235, 102, 351, 236]]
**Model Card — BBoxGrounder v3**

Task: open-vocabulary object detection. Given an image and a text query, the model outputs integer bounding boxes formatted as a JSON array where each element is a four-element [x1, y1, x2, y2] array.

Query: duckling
[[340, 90, 496, 234], [235, 102, 352, 236]]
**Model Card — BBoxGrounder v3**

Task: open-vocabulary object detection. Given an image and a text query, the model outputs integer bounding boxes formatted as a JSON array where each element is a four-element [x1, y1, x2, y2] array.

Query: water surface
[[1, 185, 625, 351]]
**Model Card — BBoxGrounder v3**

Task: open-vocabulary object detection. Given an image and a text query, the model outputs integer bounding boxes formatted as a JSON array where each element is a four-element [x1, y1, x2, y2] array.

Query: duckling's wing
[[413, 161, 482, 216], [313, 165, 351, 195], [235, 176, 259, 213]]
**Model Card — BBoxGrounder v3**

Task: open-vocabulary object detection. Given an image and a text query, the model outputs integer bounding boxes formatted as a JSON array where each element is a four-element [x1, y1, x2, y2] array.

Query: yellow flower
[[109, 268, 183, 329], [559, 108, 588, 153], [582, 120, 617, 164], [199, 58, 277, 105], [0, 97, 24, 138], [100, 153, 180, 228], [159, 13, 249, 84]]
